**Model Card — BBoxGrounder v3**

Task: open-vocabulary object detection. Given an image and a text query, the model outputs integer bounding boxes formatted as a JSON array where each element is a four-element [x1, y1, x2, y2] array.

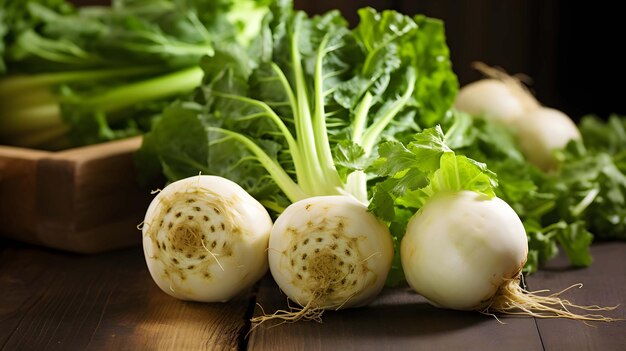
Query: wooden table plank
[[0, 244, 62, 347], [526, 242, 626, 351], [0, 244, 252, 351], [247, 277, 543, 351], [2, 240, 625, 350]]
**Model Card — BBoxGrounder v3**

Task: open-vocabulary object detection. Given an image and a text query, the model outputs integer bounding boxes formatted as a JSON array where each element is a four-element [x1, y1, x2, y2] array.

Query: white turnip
[[142, 175, 272, 302], [256, 195, 393, 323], [515, 107, 581, 171], [454, 63, 581, 171], [454, 79, 526, 125], [402, 190, 615, 321]]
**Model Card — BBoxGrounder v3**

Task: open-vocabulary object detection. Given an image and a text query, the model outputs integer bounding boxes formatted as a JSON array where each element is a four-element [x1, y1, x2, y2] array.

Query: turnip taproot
[[142, 175, 272, 302], [402, 190, 615, 321], [254, 195, 393, 323]]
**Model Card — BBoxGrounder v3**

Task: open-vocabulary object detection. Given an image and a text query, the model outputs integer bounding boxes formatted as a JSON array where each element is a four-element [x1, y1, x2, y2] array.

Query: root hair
[[473, 62, 540, 111], [479, 278, 620, 322]]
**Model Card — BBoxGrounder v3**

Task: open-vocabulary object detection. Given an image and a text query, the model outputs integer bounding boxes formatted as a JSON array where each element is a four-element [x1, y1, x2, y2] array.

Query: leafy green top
[[368, 125, 498, 285], [0, 0, 270, 148], [137, 1, 458, 212]]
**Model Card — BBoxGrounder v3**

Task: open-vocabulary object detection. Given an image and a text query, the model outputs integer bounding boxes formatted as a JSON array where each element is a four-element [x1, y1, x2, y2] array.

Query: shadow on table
[[252, 283, 495, 338]]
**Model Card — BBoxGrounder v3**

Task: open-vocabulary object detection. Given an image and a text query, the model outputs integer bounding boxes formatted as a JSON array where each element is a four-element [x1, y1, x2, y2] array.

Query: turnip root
[[515, 107, 581, 171], [256, 195, 393, 323], [454, 79, 526, 125], [142, 175, 272, 302], [401, 190, 615, 321], [455, 63, 581, 171]]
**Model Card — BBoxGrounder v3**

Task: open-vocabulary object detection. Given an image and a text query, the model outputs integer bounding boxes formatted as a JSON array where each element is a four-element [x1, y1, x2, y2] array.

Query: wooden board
[[0, 244, 252, 351], [0, 137, 152, 253], [526, 242, 626, 350], [0, 147, 51, 238]]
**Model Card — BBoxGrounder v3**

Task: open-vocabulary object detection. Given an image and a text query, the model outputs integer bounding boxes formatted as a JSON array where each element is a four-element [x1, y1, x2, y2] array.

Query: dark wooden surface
[[0, 243, 251, 351], [526, 242, 626, 351], [247, 280, 544, 351], [1, 241, 624, 351]]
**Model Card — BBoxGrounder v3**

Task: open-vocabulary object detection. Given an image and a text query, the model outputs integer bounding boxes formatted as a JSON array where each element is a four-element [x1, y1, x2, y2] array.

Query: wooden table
[[1, 240, 624, 350]]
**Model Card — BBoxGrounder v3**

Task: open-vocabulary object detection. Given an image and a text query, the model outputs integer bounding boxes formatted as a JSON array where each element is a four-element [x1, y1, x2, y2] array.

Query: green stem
[[345, 171, 369, 204], [361, 67, 416, 154], [0, 103, 63, 136], [351, 92, 373, 145], [291, 13, 326, 195], [0, 66, 162, 94], [0, 85, 58, 110], [79, 66, 204, 115], [260, 200, 286, 214], [313, 33, 343, 192], [571, 187, 600, 217], [268, 63, 313, 192], [120, 41, 214, 57], [209, 127, 308, 202], [348, 93, 373, 203], [340, 92, 372, 199]]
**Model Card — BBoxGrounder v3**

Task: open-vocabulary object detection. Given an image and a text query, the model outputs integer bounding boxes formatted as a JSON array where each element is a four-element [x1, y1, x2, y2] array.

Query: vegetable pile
[[0, 0, 269, 149], [135, 0, 622, 323], [137, 1, 457, 207], [4, 0, 622, 323], [139, 1, 456, 320], [448, 68, 626, 275], [369, 126, 612, 319]]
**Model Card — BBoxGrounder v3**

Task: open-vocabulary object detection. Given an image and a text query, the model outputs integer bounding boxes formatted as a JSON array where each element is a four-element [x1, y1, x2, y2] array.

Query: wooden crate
[[0, 137, 152, 253]]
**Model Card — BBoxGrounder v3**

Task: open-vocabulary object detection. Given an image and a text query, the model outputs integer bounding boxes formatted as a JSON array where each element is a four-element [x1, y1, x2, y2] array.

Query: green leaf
[[1, 0, 270, 148], [408, 15, 459, 126], [333, 8, 412, 109], [385, 207, 413, 286], [556, 221, 593, 267], [333, 140, 367, 180], [0, 0, 75, 73], [523, 219, 559, 274], [407, 125, 450, 172], [370, 126, 498, 216], [369, 185, 396, 223], [579, 115, 626, 155], [372, 140, 418, 177], [554, 143, 626, 240], [135, 102, 210, 182], [132, 4, 462, 230]]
